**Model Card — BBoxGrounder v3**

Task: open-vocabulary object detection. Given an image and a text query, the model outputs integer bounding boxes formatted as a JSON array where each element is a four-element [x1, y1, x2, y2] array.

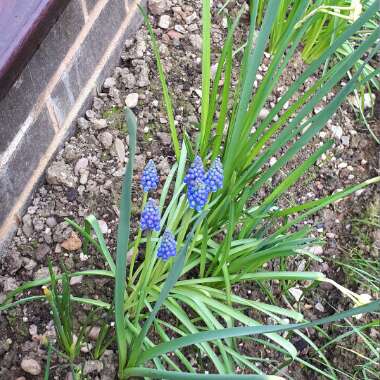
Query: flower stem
[[128, 192, 148, 287], [133, 231, 153, 326]]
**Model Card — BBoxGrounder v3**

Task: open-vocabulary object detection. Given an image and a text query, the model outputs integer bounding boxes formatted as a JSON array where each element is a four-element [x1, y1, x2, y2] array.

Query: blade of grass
[[139, 301, 380, 363], [124, 368, 283, 379], [140, 6, 180, 159], [127, 210, 207, 367], [114, 108, 137, 376], [200, 0, 211, 154]]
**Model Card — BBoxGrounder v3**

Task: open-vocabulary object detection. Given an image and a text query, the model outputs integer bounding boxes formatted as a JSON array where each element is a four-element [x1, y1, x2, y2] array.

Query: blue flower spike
[[141, 159, 159, 192], [184, 155, 205, 186], [187, 178, 209, 212], [157, 231, 177, 261], [205, 156, 224, 193], [140, 198, 160, 232]]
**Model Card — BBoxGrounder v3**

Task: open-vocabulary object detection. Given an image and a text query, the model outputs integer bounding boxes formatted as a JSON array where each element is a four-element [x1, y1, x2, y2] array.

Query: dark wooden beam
[[0, 0, 71, 100]]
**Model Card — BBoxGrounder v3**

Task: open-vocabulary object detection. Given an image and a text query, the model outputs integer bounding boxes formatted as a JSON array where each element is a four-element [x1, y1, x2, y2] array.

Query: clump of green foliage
[[1, 1, 380, 379]]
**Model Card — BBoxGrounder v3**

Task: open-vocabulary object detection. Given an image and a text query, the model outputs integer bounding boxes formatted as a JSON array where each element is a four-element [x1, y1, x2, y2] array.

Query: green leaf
[[140, 6, 180, 159], [139, 301, 380, 363], [200, 0, 211, 153], [124, 367, 284, 380], [114, 108, 137, 374], [127, 211, 207, 368]]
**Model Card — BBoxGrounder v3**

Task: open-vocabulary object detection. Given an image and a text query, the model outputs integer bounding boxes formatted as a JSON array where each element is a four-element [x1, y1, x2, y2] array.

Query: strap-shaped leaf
[[139, 301, 380, 363], [124, 367, 283, 380], [127, 210, 207, 367], [114, 108, 137, 372]]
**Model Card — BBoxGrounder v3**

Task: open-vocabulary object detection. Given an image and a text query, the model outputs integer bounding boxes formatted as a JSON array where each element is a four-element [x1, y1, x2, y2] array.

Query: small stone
[[86, 110, 97, 121], [83, 360, 104, 375], [125, 93, 139, 108], [61, 232, 82, 251], [135, 39, 146, 58], [34, 267, 49, 280], [33, 218, 45, 232], [157, 157, 170, 175], [189, 34, 202, 50], [35, 244, 50, 262], [93, 119, 108, 130], [307, 245, 323, 255], [1, 276, 19, 292], [341, 135, 350, 146], [258, 108, 270, 121], [77, 117, 89, 129], [167, 30, 183, 40], [63, 145, 79, 161], [185, 12, 197, 24], [103, 77, 116, 89], [156, 132, 171, 145], [269, 157, 277, 166], [70, 275, 83, 286], [46, 216, 57, 227], [46, 161, 76, 188], [331, 125, 343, 139], [5, 252, 22, 274], [74, 158, 89, 176], [93, 97, 104, 111], [289, 287, 303, 302], [135, 155, 145, 171], [137, 63, 150, 87], [98, 220, 109, 234], [66, 187, 79, 202], [22, 214, 34, 237], [88, 326, 101, 341], [29, 325, 38, 336], [21, 358, 41, 375], [158, 15, 171, 29], [99, 131, 113, 149], [79, 171, 89, 185], [148, 0, 167, 15], [112, 138, 125, 162], [315, 302, 325, 312], [174, 24, 186, 33], [23, 258, 37, 271]]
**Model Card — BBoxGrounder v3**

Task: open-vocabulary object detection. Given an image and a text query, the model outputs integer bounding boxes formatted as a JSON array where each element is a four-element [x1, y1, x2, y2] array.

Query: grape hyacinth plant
[[140, 159, 159, 192], [205, 156, 224, 193], [2, 1, 380, 379], [157, 230, 177, 261], [140, 198, 160, 231], [184, 155, 224, 211], [184, 155, 206, 186]]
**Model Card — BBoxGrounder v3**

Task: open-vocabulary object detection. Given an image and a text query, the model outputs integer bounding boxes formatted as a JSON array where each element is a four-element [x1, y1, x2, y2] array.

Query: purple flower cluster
[[140, 198, 160, 232], [138, 155, 224, 261], [140, 159, 159, 192], [204, 157, 224, 193], [157, 231, 177, 261], [184, 156, 205, 187], [184, 156, 224, 212]]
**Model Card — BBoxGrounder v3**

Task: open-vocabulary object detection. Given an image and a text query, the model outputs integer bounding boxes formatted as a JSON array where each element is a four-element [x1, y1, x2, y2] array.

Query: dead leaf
[[61, 232, 82, 251]]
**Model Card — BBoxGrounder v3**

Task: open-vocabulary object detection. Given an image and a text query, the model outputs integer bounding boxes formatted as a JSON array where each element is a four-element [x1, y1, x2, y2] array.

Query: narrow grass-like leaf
[[140, 6, 180, 159], [140, 302, 380, 363], [114, 108, 137, 375], [123, 368, 283, 379], [200, 0, 211, 153], [127, 210, 207, 367]]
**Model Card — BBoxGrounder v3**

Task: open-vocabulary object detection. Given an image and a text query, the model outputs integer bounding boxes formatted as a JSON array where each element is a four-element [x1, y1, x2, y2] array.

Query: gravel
[[1, 0, 378, 378]]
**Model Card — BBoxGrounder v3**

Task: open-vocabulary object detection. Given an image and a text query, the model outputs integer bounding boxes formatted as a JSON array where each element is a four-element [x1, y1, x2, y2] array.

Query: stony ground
[[1, 0, 379, 378]]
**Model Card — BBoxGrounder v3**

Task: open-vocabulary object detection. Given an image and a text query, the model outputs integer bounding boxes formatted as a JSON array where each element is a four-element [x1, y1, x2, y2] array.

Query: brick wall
[[0, 0, 145, 247]]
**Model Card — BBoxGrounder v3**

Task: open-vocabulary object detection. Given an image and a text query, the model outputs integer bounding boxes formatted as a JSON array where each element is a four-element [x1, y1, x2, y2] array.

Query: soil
[[1, 0, 379, 379]]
